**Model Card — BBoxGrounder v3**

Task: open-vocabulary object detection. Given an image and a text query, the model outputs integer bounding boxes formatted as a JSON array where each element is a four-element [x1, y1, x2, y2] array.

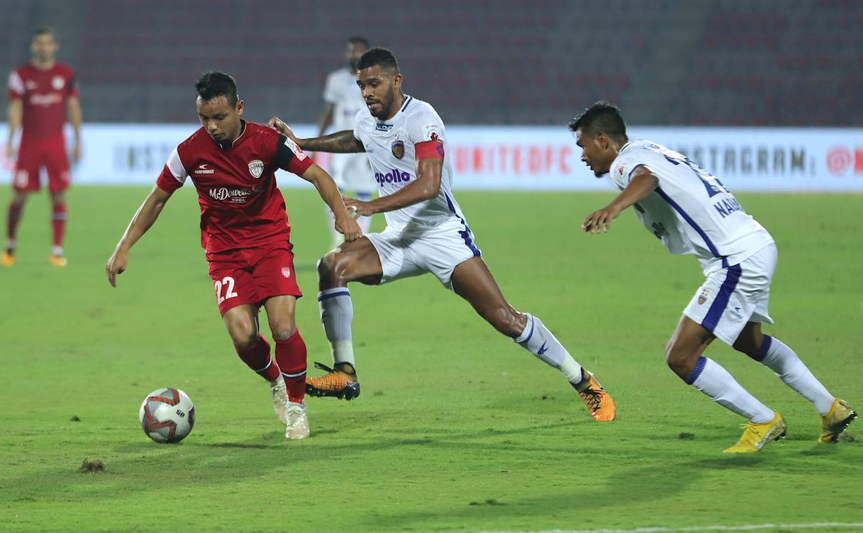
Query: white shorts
[[366, 220, 481, 289], [328, 152, 375, 193], [684, 243, 777, 345]]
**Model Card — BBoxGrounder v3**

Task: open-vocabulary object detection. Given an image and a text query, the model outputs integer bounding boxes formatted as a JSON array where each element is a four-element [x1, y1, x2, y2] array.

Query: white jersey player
[[269, 48, 617, 422], [317, 37, 375, 247], [574, 101, 855, 452]]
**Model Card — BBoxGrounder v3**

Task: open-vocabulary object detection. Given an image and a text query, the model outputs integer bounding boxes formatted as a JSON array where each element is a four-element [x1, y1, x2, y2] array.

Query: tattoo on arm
[[301, 130, 364, 153]]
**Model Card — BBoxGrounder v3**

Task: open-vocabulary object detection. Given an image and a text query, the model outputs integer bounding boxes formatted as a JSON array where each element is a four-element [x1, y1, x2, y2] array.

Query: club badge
[[391, 140, 405, 160], [248, 160, 264, 179]]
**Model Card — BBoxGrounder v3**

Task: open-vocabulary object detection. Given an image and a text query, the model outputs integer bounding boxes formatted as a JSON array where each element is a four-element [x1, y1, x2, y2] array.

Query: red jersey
[[8, 62, 78, 138], [156, 121, 313, 254]]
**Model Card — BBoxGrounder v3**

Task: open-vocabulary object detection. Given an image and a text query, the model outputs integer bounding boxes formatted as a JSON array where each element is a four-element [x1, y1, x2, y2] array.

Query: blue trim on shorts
[[444, 193, 481, 257], [685, 356, 707, 385], [701, 264, 742, 332]]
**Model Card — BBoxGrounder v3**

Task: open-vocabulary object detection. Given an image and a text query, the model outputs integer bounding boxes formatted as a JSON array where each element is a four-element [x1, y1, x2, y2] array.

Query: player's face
[[31, 34, 58, 63], [356, 65, 402, 120], [196, 96, 244, 144], [576, 129, 614, 177], [345, 42, 367, 72]]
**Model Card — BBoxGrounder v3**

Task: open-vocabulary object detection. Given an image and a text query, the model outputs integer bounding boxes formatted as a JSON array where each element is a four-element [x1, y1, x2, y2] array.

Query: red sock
[[235, 335, 281, 381], [275, 330, 307, 403], [51, 202, 67, 248], [7, 203, 23, 243]]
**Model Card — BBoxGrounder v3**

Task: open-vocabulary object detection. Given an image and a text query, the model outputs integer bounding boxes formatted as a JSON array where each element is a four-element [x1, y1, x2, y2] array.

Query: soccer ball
[[139, 388, 195, 443]]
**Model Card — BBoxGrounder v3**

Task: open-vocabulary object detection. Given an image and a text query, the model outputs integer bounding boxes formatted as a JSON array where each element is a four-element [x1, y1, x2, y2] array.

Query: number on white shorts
[[214, 276, 238, 304]]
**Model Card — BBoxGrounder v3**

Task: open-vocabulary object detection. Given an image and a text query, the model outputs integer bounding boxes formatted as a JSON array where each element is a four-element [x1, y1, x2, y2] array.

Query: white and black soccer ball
[[139, 388, 195, 443]]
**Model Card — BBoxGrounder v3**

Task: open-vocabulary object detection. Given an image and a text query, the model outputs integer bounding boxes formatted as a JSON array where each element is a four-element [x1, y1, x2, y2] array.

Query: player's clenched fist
[[105, 250, 128, 288]]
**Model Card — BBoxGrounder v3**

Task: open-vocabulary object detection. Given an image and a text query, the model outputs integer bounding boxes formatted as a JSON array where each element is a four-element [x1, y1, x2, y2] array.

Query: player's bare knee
[[230, 324, 258, 351], [319, 251, 354, 286], [665, 344, 692, 379], [269, 322, 297, 341]]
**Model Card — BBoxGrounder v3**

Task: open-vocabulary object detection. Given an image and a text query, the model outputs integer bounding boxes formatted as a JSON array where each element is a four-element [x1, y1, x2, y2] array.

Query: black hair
[[195, 71, 239, 107], [33, 27, 56, 39], [347, 36, 370, 49], [357, 47, 399, 73], [568, 101, 627, 143]]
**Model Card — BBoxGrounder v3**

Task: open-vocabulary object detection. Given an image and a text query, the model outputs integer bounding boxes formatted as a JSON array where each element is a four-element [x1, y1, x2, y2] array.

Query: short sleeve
[[155, 147, 188, 192], [611, 149, 654, 190], [352, 109, 366, 145], [276, 134, 313, 176], [8, 71, 24, 99], [323, 72, 339, 105], [406, 104, 444, 146]]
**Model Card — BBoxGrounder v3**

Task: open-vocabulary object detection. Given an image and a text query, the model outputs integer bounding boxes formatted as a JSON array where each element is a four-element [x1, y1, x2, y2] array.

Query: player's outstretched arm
[[267, 117, 364, 154], [582, 167, 659, 234], [300, 163, 362, 242], [106, 185, 174, 288]]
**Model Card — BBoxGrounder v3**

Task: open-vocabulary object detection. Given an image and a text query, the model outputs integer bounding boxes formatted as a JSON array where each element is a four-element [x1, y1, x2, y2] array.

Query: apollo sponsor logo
[[208, 187, 254, 202], [375, 168, 411, 186]]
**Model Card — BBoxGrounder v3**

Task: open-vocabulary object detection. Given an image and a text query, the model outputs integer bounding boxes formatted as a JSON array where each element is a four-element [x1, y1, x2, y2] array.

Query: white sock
[[318, 288, 355, 368], [51, 245, 63, 256], [687, 356, 775, 423], [515, 313, 583, 384], [754, 335, 834, 415]]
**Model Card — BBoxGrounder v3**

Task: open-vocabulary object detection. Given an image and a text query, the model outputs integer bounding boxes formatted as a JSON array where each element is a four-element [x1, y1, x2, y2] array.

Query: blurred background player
[[105, 72, 361, 440], [315, 36, 375, 249], [270, 48, 616, 423], [3, 27, 82, 267], [575, 101, 856, 452]]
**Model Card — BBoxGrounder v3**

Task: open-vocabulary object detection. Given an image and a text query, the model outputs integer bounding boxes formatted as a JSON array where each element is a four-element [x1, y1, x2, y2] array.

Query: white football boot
[[285, 401, 310, 440], [269, 376, 289, 424]]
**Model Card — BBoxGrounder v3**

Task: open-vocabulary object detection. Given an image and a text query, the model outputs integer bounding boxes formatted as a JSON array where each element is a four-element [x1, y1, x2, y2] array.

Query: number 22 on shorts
[[214, 276, 238, 304]]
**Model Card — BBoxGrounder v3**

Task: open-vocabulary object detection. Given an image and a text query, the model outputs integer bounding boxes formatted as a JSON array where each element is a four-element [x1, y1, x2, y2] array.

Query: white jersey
[[322, 68, 374, 192], [323, 68, 366, 131], [609, 140, 774, 272], [352, 95, 467, 232]]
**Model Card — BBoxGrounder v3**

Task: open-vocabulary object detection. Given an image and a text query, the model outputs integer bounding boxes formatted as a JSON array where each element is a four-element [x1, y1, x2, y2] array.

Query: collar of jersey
[[375, 94, 413, 126], [214, 120, 247, 150]]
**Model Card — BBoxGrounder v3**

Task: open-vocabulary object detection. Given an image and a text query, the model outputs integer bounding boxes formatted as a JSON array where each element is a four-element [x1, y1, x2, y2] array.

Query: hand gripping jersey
[[352, 95, 466, 232], [155, 121, 312, 253], [609, 140, 774, 272], [8, 62, 78, 138]]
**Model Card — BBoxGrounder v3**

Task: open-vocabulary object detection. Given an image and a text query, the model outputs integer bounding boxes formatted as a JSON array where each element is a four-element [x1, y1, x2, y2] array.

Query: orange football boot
[[305, 362, 361, 401], [575, 372, 616, 422]]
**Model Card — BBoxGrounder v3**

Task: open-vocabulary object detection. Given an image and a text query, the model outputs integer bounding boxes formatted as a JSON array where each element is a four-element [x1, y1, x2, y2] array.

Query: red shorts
[[13, 135, 71, 193], [207, 242, 303, 315]]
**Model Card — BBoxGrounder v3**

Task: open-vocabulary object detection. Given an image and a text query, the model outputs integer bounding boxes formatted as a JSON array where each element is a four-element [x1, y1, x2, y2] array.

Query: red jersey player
[[3, 27, 82, 267], [105, 72, 361, 440]]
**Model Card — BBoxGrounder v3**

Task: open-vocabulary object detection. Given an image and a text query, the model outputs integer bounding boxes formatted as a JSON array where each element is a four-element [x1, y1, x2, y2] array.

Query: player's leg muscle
[[263, 295, 298, 340], [222, 304, 259, 350], [317, 236, 383, 289], [451, 257, 526, 338], [666, 315, 716, 379], [732, 321, 764, 358]]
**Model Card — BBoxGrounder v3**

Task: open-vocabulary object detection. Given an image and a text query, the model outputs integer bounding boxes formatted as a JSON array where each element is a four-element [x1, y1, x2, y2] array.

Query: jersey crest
[[391, 140, 405, 160], [248, 159, 264, 179]]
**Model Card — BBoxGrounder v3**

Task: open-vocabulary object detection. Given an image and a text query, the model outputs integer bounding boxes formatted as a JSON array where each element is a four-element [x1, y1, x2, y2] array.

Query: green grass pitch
[[0, 186, 861, 532]]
